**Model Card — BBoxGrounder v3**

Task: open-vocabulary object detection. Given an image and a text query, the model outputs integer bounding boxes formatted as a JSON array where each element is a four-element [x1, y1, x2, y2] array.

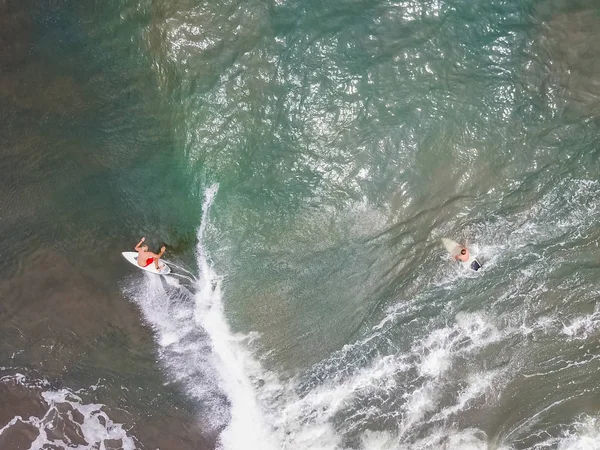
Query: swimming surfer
[[455, 246, 482, 271], [135, 237, 166, 271], [455, 247, 470, 262]]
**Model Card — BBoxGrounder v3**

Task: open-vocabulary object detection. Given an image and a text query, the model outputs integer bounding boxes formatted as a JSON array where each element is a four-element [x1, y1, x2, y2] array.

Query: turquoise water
[[2, 0, 600, 448]]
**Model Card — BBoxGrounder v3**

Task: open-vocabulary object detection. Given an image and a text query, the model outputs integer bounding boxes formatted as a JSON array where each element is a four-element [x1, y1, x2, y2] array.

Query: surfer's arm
[[134, 237, 145, 251], [150, 247, 166, 258]]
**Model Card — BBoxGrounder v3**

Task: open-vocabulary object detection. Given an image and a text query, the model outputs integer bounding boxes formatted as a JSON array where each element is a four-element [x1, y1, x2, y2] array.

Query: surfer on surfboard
[[135, 237, 166, 272], [441, 238, 482, 271]]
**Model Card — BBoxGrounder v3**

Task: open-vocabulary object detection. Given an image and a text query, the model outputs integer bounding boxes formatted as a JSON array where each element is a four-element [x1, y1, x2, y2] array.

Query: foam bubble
[[432, 370, 500, 422], [160, 331, 181, 347], [530, 415, 600, 450], [360, 430, 398, 450], [556, 417, 600, 450], [562, 311, 600, 340]]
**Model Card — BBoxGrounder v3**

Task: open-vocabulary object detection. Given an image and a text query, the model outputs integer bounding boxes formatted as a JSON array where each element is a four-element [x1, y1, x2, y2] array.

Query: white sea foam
[[415, 312, 502, 379], [555, 416, 600, 450], [431, 370, 501, 422], [526, 415, 600, 450], [252, 311, 509, 448], [562, 310, 600, 340], [360, 430, 398, 450], [0, 374, 137, 449], [412, 427, 490, 450]]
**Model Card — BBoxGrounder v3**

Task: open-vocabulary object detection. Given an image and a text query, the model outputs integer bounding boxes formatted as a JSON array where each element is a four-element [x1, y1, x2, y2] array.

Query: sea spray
[[193, 184, 277, 450]]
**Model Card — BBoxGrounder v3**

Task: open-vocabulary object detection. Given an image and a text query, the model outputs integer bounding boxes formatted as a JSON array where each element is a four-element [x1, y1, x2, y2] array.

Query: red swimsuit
[[143, 257, 154, 267]]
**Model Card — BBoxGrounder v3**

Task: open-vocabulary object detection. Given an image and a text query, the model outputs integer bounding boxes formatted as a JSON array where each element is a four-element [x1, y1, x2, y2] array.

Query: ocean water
[[2, 0, 600, 449]]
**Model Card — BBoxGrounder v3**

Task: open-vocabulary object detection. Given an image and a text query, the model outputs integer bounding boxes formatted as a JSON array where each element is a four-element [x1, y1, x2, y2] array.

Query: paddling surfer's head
[[141, 244, 149, 251], [461, 248, 467, 255]]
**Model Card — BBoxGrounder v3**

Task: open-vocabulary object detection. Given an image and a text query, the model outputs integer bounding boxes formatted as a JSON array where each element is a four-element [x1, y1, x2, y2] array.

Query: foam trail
[[194, 184, 277, 450], [168, 271, 197, 283], [164, 259, 198, 281]]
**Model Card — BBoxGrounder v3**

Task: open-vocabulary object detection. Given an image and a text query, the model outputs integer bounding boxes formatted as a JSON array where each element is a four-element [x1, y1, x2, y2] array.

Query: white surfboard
[[441, 238, 461, 257], [122, 252, 171, 275], [441, 238, 482, 271]]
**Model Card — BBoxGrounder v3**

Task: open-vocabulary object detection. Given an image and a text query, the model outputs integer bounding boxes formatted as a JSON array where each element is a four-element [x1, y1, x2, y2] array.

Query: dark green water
[[2, 0, 600, 448]]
